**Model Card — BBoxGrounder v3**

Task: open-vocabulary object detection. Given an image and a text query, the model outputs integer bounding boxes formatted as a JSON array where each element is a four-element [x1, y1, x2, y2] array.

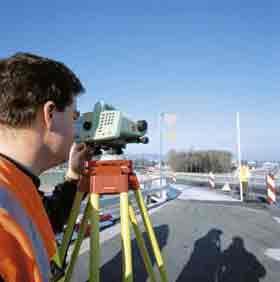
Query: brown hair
[[0, 52, 85, 128]]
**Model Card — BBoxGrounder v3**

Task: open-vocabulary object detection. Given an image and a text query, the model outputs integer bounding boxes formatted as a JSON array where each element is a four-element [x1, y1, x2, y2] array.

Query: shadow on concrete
[[176, 230, 266, 282], [217, 236, 266, 282], [176, 228, 223, 282], [100, 224, 169, 282]]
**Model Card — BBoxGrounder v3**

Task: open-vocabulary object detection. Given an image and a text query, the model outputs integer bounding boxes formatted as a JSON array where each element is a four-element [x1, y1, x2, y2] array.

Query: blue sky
[[1, 1, 280, 160]]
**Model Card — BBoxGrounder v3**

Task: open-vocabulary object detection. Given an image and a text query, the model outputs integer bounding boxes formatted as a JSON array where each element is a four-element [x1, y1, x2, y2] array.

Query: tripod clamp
[[78, 160, 139, 195]]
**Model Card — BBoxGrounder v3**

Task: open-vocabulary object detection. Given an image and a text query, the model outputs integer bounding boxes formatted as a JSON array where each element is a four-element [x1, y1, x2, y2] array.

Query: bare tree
[[167, 149, 232, 173]]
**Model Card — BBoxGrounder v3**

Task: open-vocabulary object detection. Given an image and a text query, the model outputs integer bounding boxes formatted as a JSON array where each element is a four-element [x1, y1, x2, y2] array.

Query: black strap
[[50, 260, 65, 282]]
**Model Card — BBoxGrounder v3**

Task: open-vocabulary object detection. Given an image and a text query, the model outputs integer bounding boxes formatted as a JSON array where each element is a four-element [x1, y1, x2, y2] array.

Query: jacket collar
[[0, 153, 41, 188]]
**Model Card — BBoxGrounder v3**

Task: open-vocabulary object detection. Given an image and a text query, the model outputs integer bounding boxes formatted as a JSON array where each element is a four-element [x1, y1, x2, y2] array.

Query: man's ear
[[43, 101, 56, 130]]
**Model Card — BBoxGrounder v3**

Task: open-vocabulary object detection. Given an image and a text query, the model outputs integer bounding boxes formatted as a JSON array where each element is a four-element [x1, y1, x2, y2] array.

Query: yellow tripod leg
[[128, 204, 157, 282], [64, 200, 91, 282], [134, 190, 168, 282], [59, 191, 85, 263], [120, 192, 133, 282], [89, 193, 100, 282]]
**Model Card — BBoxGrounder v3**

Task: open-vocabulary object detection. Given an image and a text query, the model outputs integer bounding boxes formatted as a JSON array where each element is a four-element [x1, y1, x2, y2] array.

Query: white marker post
[[237, 112, 243, 202], [209, 172, 215, 189], [266, 174, 277, 205]]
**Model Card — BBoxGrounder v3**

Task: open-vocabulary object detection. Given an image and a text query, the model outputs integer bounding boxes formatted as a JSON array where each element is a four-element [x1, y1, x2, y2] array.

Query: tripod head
[[91, 145, 126, 161]]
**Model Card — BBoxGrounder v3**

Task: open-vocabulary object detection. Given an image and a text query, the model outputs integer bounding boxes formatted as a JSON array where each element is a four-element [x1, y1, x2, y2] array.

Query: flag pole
[[237, 112, 243, 202]]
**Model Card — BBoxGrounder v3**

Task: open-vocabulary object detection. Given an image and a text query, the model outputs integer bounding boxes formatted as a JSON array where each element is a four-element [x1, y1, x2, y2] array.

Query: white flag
[[164, 113, 177, 127], [164, 113, 176, 142]]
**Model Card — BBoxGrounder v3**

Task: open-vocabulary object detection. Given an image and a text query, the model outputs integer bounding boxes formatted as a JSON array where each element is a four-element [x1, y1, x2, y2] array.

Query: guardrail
[[100, 176, 172, 218], [174, 172, 280, 195]]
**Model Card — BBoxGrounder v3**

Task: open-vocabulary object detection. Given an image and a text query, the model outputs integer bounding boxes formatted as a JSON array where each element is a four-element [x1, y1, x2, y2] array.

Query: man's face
[[45, 99, 80, 165]]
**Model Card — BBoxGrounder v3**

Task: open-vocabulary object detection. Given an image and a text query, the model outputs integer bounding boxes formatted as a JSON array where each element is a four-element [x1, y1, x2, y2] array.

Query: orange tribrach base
[[78, 160, 140, 194]]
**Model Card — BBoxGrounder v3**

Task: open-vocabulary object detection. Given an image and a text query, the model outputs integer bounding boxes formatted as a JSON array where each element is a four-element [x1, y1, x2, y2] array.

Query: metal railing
[[49, 175, 172, 227], [174, 172, 280, 196], [99, 176, 171, 219]]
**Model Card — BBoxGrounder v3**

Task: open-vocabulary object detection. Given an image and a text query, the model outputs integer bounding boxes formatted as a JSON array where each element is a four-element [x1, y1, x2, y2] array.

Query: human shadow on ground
[[176, 228, 223, 282], [176, 230, 266, 282], [217, 236, 266, 282]]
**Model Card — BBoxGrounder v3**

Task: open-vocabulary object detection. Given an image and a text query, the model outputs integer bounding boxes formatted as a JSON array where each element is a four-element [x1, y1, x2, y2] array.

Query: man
[[0, 52, 90, 281], [239, 161, 251, 201]]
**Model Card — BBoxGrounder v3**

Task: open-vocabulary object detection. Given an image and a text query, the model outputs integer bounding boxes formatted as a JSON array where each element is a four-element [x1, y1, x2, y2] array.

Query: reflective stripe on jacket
[[0, 157, 56, 282]]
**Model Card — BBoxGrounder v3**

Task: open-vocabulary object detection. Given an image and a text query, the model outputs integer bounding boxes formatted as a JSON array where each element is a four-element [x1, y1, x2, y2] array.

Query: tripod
[[58, 152, 168, 282]]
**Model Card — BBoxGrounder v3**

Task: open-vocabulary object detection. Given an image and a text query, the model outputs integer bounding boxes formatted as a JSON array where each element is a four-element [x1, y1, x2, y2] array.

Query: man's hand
[[65, 143, 94, 180]]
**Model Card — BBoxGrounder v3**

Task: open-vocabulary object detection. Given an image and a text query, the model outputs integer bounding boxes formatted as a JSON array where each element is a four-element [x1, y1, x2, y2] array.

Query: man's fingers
[[70, 143, 96, 162], [71, 142, 86, 153], [83, 148, 95, 161], [76, 143, 87, 151], [76, 145, 94, 161]]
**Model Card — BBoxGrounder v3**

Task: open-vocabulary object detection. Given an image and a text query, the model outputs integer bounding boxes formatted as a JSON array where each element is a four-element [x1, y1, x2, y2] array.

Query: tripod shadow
[[218, 237, 266, 282], [100, 224, 169, 282], [176, 228, 223, 282], [176, 230, 266, 282]]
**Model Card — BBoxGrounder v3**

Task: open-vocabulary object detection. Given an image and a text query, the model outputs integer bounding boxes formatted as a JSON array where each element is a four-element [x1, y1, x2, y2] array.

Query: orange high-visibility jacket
[[0, 156, 57, 282]]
